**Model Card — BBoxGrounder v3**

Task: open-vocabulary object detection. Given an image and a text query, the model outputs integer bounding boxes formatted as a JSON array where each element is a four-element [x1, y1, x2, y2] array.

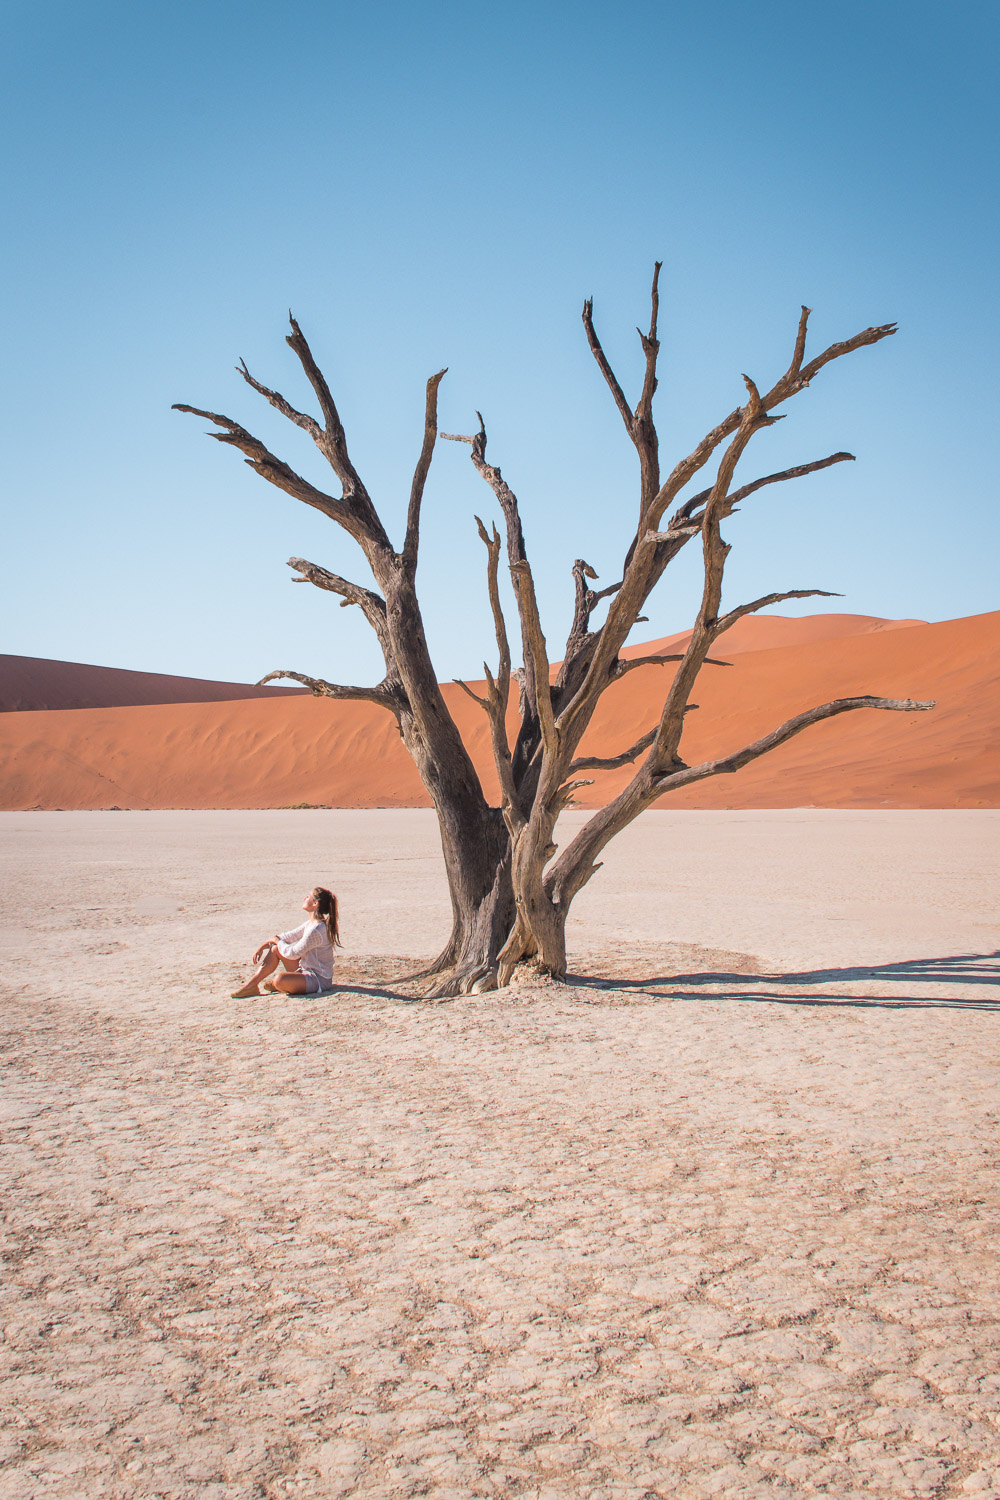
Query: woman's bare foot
[[231, 980, 261, 999], [262, 978, 280, 993]]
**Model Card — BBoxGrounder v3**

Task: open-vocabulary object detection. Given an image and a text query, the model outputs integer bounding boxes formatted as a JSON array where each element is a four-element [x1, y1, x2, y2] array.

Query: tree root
[[422, 961, 499, 999]]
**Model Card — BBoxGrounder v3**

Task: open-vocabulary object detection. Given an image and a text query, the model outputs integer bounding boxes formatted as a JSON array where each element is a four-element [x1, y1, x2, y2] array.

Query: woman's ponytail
[[313, 887, 341, 948]]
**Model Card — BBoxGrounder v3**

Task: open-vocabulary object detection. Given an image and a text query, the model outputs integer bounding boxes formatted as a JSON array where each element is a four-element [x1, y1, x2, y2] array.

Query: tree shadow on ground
[[569, 952, 1000, 1010], [317, 958, 427, 1004], [317, 980, 422, 1004]]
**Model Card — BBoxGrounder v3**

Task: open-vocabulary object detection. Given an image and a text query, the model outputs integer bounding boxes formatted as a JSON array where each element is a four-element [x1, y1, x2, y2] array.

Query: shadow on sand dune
[[570, 951, 1000, 1010]]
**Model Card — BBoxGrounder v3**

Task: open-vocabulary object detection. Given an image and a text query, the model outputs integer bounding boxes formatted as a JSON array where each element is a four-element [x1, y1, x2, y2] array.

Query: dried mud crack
[[1, 810, 998, 1497]]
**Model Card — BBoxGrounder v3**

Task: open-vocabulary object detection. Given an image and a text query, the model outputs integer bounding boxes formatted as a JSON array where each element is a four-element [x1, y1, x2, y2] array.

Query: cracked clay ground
[[1, 809, 999, 1498]]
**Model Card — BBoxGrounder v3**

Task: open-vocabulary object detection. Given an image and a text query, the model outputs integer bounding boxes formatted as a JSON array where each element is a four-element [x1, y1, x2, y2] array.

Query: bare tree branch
[[644, 402, 745, 527], [648, 376, 773, 766], [284, 314, 358, 487], [452, 678, 488, 708], [633, 260, 662, 506], [546, 695, 932, 916], [559, 562, 624, 686], [671, 451, 856, 528], [445, 416, 543, 732], [791, 305, 811, 378], [584, 262, 662, 508], [569, 558, 600, 643], [476, 518, 512, 694], [287, 557, 393, 658], [796, 320, 898, 389], [613, 653, 682, 675], [554, 368, 775, 742], [582, 300, 633, 431], [635, 261, 662, 425], [237, 360, 324, 444], [646, 317, 896, 531], [287, 557, 385, 611], [510, 557, 556, 750], [569, 727, 657, 773], [172, 404, 356, 530], [282, 315, 394, 551], [716, 587, 840, 635], [256, 668, 400, 713], [566, 700, 702, 775], [554, 777, 595, 811], [176, 317, 394, 554], [231, 317, 391, 560], [653, 695, 936, 795], [474, 516, 522, 825], [614, 648, 731, 678], [402, 369, 448, 574], [553, 523, 666, 736]]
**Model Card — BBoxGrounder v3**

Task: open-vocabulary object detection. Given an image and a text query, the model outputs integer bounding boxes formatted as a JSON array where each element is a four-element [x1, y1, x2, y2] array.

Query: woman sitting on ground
[[231, 887, 341, 998]]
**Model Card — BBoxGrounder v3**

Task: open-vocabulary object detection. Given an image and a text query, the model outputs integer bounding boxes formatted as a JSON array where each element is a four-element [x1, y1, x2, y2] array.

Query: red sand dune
[[620, 612, 926, 660], [0, 613, 997, 810], [0, 655, 307, 713]]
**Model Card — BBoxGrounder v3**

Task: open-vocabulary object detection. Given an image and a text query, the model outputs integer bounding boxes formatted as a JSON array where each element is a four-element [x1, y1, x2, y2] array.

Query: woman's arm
[[276, 922, 321, 959], [253, 934, 283, 963]]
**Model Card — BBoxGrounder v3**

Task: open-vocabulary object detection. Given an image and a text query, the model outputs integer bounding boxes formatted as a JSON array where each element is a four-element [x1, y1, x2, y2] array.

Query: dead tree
[[175, 271, 932, 993]]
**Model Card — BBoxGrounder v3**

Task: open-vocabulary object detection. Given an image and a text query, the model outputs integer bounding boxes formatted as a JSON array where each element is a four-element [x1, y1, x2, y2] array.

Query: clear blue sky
[[2, 0, 997, 685]]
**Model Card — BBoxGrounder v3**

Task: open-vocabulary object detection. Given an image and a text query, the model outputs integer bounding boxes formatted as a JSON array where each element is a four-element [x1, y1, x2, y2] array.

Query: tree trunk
[[420, 803, 514, 996], [377, 567, 517, 995], [497, 803, 569, 986]]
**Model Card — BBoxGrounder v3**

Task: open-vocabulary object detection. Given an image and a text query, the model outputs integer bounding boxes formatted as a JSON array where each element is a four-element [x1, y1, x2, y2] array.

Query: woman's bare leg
[[261, 955, 302, 993], [231, 943, 282, 999], [268, 972, 310, 995]]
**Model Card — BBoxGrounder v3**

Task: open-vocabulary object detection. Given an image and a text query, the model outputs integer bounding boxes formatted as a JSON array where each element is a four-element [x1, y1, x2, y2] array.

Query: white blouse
[[277, 919, 334, 985]]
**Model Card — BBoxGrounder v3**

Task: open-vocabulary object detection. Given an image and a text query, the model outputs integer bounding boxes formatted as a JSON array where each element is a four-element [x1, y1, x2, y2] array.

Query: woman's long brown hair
[[313, 887, 342, 948]]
